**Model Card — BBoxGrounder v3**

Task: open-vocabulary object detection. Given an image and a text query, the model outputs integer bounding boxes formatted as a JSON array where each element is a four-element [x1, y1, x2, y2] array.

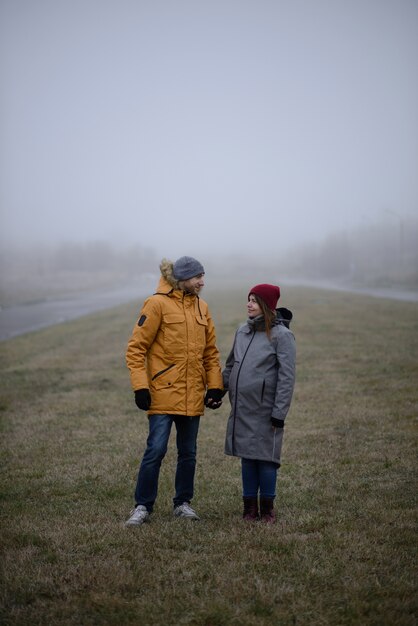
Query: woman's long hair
[[253, 294, 276, 338]]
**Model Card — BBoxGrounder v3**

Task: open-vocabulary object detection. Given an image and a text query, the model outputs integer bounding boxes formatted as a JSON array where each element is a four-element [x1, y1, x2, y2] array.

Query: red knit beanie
[[249, 284, 281, 311]]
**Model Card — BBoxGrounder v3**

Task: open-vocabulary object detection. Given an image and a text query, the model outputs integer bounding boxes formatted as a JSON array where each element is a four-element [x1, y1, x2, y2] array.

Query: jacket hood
[[155, 258, 179, 294], [155, 258, 202, 302], [277, 307, 293, 329]]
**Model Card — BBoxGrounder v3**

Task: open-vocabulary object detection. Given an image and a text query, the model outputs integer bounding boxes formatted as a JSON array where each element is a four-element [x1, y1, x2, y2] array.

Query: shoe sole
[[124, 516, 150, 527]]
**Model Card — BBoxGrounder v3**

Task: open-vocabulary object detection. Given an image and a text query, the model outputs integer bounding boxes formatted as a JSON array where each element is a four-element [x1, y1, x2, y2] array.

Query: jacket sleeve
[[272, 329, 296, 421], [202, 308, 223, 390], [126, 297, 162, 391], [222, 333, 237, 391]]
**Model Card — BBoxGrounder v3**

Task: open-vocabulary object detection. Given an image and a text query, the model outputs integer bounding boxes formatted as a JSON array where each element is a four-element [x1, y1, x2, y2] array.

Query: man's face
[[182, 273, 205, 295]]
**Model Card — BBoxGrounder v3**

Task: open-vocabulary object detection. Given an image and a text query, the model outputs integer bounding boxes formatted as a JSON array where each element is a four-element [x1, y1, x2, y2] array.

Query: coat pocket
[[261, 379, 266, 403], [163, 314, 186, 350], [151, 364, 179, 390]]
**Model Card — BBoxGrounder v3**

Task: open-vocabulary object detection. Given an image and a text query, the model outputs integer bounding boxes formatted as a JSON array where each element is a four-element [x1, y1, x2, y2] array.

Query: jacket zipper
[[152, 364, 175, 381], [231, 330, 255, 455]]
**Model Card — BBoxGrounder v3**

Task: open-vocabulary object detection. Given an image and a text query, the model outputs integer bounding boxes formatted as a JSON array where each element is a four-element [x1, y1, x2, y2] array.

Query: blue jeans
[[241, 458, 279, 499], [134, 414, 200, 512]]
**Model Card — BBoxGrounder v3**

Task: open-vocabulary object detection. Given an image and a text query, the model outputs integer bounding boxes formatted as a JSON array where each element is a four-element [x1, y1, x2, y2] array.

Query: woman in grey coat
[[223, 283, 296, 523]]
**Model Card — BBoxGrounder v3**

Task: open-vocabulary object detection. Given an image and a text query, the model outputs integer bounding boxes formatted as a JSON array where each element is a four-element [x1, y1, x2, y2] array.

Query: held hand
[[271, 417, 284, 429], [134, 389, 151, 411], [204, 388, 224, 410]]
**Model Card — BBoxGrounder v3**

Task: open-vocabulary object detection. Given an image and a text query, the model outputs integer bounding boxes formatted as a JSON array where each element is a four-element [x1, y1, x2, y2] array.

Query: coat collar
[[245, 315, 265, 332], [155, 275, 175, 295], [154, 276, 198, 304]]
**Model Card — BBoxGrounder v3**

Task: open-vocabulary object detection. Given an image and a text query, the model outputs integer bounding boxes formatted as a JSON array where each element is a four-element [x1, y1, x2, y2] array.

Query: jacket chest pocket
[[163, 314, 186, 351]]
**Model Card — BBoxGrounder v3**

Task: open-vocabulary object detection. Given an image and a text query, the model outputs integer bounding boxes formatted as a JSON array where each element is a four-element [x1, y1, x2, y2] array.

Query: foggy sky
[[1, 0, 417, 258]]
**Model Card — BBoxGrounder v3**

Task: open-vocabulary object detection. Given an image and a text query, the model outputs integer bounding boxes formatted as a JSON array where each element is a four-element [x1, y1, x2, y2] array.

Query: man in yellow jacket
[[125, 256, 223, 526]]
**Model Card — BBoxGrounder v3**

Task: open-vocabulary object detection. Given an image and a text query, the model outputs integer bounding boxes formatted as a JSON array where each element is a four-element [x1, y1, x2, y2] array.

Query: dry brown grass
[[1, 286, 417, 625]]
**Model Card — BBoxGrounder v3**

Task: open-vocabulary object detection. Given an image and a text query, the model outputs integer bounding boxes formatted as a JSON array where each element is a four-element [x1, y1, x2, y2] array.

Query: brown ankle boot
[[242, 496, 259, 521], [260, 497, 276, 524]]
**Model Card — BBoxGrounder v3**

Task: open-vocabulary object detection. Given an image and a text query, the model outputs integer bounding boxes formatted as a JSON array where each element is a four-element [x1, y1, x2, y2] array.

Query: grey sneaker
[[125, 505, 150, 526], [173, 503, 200, 520]]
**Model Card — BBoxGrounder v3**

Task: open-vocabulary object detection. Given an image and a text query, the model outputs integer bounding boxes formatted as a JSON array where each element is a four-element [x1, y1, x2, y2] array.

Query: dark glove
[[271, 417, 284, 429], [204, 388, 224, 409], [134, 389, 151, 411]]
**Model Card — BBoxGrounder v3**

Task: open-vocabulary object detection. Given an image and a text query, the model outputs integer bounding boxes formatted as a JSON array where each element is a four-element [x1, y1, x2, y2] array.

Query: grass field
[[1, 286, 417, 625]]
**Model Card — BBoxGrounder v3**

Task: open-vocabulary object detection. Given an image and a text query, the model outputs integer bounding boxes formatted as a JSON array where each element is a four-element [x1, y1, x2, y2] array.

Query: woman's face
[[247, 294, 262, 318]]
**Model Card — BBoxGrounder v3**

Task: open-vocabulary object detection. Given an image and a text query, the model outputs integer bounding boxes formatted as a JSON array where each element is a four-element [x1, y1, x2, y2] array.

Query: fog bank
[[1, 215, 417, 309], [1, 0, 417, 258]]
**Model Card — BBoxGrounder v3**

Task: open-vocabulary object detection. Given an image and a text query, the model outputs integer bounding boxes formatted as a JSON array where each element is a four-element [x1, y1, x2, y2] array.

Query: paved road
[[282, 279, 418, 302], [0, 283, 152, 341], [0, 280, 417, 342]]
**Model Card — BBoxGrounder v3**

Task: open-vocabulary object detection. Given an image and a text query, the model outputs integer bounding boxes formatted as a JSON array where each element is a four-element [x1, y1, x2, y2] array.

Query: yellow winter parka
[[126, 274, 223, 416]]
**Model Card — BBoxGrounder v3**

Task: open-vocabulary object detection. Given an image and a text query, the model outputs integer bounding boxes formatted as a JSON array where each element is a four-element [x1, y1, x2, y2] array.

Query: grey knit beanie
[[173, 256, 205, 281]]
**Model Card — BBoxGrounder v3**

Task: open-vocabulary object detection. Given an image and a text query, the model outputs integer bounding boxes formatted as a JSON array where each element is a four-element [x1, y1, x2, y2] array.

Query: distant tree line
[[0, 241, 158, 278], [207, 214, 418, 291], [281, 214, 418, 288], [1, 214, 417, 294]]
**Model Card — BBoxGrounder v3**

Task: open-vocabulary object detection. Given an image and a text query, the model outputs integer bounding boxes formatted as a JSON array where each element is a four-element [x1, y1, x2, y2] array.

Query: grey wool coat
[[223, 309, 296, 465]]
